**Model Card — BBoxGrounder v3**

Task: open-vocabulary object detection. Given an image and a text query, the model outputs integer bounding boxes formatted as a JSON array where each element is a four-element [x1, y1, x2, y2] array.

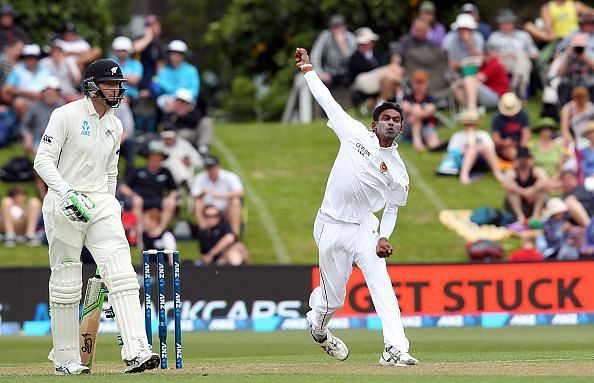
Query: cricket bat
[[79, 269, 106, 368]]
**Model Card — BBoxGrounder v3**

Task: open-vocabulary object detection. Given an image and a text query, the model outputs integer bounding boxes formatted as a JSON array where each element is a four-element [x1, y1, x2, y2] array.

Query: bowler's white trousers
[[308, 210, 410, 352]]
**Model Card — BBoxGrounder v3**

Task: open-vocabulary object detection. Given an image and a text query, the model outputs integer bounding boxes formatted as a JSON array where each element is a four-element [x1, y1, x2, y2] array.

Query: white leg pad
[[101, 256, 148, 360], [48, 262, 83, 365]]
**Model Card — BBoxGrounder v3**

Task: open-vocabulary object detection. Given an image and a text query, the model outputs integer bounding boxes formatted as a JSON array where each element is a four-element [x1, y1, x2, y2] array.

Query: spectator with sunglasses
[[195, 205, 248, 266]]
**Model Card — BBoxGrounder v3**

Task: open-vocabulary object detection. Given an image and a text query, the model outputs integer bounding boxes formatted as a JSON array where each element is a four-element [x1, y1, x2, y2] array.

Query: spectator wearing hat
[[401, 69, 443, 151], [541, 197, 587, 260], [445, 111, 503, 184], [349, 27, 403, 107], [53, 22, 102, 70], [110, 36, 143, 102], [443, 13, 484, 71], [491, 92, 531, 165], [417, 1, 446, 46], [21, 77, 64, 197], [555, 32, 594, 105], [0, 3, 29, 51], [310, 14, 357, 87], [1, 44, 51, 119], [195, 204, 249, 266], [134, 15, 164, 92], [119, 140, 179, 239], [155, 39, 199, 113], [502, 147, 548, 225], [461, 3, 491, 41], [39, 41, 81, 101], [0, 37, 23, 90], [454, 42, 509, 113], [163, 88, 213, 155], [161, 127, 203, 188], [191, 155, 244, 236], [529, 118, 566, 189], [487, 9, 539, 98], [0, 185, 41, 247]]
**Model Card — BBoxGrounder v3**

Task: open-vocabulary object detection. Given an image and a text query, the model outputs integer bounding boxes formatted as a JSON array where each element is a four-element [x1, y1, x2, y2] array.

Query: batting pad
[[110, 289, 150, 360], [49, 262, 83, 365]]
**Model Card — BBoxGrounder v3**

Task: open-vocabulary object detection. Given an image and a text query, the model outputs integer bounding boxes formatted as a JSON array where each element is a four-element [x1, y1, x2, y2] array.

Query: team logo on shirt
[[42, 134, 53, 144], [81, 120, 90, 136], [379, 162, 388, 173], [355, 142, 370, 157], [105, 129, 114, 138]]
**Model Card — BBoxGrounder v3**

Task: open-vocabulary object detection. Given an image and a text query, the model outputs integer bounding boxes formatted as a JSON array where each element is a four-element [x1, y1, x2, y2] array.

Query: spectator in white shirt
[[39, 41, 81, 101], [161, 128, 203, 188], [53, 23, 102, 70], [191, 155, 244, 236]]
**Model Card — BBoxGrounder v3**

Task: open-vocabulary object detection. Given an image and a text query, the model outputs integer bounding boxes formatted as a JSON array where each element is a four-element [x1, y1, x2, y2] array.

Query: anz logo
[[81, 120, 90, 136]]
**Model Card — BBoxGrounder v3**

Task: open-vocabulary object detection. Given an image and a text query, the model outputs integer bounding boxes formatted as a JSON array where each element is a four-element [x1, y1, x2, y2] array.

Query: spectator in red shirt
[[455, 42, 509, 112]]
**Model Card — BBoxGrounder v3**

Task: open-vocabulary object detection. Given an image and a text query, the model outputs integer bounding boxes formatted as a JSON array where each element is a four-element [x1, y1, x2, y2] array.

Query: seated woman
[[529, 117, 566, 190], [444, 111, 503, 184]]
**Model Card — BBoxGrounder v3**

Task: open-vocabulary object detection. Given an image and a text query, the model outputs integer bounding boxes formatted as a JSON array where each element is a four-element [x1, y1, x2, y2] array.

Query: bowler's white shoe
[[54, 360, 91, 375], [379, 346, 418, 366], [124, 351, 160, 373], [313, 331, 349, 361]]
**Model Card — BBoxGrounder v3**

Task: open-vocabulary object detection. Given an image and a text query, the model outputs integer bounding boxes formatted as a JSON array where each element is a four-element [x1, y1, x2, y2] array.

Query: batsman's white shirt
[[304, 70, 411, 352], [34, 96, 122, 198]]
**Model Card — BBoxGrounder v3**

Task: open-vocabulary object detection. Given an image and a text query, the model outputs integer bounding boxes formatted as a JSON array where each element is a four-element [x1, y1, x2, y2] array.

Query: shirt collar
[[369, 131, 399, 149], [83, 96, 114, 117]]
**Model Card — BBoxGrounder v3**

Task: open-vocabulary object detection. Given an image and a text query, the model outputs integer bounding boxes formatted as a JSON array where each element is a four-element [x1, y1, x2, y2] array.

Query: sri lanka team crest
[[379, 162, 388, 173], [81, 120, 90, 136]]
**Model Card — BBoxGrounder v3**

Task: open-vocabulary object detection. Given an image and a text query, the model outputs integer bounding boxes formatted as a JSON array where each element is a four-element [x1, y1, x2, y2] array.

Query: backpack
[[0, 156, 34, 182], [470, 206, 515, 227], [466, 240, 504, 262]]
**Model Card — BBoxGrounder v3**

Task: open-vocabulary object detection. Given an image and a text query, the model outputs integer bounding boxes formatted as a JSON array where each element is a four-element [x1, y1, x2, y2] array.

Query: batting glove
[[60, 190, 95, 223]]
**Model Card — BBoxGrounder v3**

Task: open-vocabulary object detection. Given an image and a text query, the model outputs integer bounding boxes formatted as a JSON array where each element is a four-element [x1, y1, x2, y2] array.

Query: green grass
[[0, 326, 592, 381], [0, 100, 544, 265]]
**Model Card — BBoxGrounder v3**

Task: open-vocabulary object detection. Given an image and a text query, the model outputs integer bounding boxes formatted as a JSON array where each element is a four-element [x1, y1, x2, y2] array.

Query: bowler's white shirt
[[304, 71, 409, 224], [34, 97, 122, 197]]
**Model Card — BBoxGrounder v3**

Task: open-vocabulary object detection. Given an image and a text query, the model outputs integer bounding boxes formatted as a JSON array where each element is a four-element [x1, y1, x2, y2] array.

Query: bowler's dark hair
[[373, 102, 404, 122]]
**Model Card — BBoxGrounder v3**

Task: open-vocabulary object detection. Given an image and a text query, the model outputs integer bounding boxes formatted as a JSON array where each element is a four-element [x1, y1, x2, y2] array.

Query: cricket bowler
[[34, 59, 159, 374], [295, 48, 418, 366]]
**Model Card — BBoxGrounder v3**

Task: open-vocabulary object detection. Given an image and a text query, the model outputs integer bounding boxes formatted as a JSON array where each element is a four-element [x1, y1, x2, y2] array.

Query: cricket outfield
[[0, 326, 592, 382]]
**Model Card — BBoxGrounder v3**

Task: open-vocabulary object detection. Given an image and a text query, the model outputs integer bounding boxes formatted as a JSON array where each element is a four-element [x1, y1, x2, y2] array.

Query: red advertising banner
[[312, 261, 594, 316]]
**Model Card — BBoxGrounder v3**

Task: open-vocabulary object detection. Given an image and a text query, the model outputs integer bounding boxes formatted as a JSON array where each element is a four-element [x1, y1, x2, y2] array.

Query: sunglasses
[[204, 213, 220, 218]]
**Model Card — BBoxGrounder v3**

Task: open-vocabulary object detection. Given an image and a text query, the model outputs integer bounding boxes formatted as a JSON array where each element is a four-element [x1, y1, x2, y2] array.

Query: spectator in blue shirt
[[1, 44, 50, 119], [156, 39, 199, 113], [110, 36, 143, 102]]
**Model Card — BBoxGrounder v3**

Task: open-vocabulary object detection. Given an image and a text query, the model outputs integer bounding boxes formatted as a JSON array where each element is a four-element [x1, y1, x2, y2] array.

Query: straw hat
[[355, 27, 379, 44], [497, 92, 522, 117], [451, 13, 477, 30], [459, 110, 480, 124]]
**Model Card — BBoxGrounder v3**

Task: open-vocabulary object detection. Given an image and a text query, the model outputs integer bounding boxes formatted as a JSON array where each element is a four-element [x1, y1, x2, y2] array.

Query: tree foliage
[[9, 0, 128, 49]]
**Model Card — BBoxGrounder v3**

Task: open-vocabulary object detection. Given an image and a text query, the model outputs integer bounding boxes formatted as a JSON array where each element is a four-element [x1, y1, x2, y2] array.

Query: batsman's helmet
[[82, 59, 127, 108]]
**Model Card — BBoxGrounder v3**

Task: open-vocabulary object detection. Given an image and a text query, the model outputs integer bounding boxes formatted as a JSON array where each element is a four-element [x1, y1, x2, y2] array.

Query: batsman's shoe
[[124, 352, 160, 373], [55, 360, 91, 375], [379, 346, 418, 366]]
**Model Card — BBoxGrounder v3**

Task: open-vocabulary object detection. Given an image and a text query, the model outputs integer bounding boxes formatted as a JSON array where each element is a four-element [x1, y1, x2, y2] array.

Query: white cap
[[42, 76, 61, 91], [355, 27, 379, 44], [168, 39, 188, 54], [174, 88, 194, 104], [112, 36, 134, 53], [22, 44, 41, 57], [451, 13, 478, 30], [545, 198, 568, 216]]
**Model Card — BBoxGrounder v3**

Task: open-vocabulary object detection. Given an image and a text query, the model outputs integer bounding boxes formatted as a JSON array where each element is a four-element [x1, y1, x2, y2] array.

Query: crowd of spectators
[[0, 6, 246, 266]]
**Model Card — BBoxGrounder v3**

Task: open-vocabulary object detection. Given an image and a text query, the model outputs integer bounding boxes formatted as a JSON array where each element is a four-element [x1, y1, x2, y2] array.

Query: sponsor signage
[[312, 261, 594, 316]]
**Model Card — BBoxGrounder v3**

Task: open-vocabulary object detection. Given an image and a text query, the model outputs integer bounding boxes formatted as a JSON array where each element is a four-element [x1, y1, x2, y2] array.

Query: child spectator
[[195, 205, 248, 266], [401, 69, 443, 151]]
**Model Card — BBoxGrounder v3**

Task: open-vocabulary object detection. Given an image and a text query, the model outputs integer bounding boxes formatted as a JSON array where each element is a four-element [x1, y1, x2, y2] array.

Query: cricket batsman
[[34, 59, 159, 374], [295, 48, 418, 366]]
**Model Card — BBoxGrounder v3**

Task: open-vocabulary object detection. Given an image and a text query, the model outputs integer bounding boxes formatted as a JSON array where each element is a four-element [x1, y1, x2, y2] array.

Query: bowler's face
[[374, 109, 402, 140]]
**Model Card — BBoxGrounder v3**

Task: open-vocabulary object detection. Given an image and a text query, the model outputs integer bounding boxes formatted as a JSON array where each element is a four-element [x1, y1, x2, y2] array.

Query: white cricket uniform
[[34, 96, 150, 364], [304, 71, 411, 352]]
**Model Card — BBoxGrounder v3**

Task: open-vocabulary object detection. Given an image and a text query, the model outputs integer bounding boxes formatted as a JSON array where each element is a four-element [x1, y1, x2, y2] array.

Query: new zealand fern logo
[[81, 120, 90, 136]]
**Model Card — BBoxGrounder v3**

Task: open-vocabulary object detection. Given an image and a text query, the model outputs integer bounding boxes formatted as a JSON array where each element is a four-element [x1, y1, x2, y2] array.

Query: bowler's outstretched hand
[[295, 47, 310, 69], [376, 237, 393, 258]]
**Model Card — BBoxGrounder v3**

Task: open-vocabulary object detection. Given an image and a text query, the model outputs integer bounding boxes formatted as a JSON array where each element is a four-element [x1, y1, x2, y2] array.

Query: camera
[[574, 46, 585, 54]]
